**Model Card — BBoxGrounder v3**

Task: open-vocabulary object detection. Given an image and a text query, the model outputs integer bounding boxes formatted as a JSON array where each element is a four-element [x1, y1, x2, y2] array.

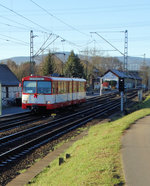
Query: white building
[[101, 69, 142, 89]]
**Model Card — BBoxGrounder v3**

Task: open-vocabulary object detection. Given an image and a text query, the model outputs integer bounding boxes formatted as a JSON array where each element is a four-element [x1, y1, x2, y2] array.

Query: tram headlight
[[46, 101, 51, 104], [22, 100, 27, 104]]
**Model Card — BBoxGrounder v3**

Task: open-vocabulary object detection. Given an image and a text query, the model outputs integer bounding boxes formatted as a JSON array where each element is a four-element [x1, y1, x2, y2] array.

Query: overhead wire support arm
[[34, 33, 52, 57], [90, 32, 124, 56], [34, 35, 59, 57]]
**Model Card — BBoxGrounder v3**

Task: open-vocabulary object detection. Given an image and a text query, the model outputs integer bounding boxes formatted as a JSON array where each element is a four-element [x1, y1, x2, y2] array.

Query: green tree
[[140, 62, 150, 88], [18, 62, 31, 80], [64, 50, 84, 78], [6, 59, 18, 76], [42, 52, 55, 76]]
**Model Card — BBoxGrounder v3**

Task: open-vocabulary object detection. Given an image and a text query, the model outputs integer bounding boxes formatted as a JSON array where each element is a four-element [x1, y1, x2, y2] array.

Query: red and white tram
[[22, 76, 86, 111]]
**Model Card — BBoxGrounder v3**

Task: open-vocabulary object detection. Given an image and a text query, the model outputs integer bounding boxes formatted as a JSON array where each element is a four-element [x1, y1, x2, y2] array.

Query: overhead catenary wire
[[0, 3, 52, 33], [0, 21, 30, 31], [30, 0, 90, 37], [0, 33, 29, 46], [90, 32, 124, 56], [0, 2, 87, 55], [0, 14, 34, 31]]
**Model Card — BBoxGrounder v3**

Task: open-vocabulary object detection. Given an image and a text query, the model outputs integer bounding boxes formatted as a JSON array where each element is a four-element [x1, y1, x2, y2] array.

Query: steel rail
[[0, 98, 121, 166], [0, 92, 117, 131], [0, 98, 118, 149], [0, 89, 139, 167]]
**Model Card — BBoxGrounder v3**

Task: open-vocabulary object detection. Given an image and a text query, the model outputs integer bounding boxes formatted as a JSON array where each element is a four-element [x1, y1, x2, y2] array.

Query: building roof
[[128, 71, 142, 80], [0, 64, 20, 86], [102, 69, 142, 80], [111, 69, 128, 78]]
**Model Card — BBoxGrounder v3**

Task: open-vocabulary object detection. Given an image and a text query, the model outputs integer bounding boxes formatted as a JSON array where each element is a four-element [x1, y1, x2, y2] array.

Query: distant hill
[[1, 53, 150, 71], [117, 56, 150, 71], [0, 52, 71, 65], [0, 56, 30, 65]]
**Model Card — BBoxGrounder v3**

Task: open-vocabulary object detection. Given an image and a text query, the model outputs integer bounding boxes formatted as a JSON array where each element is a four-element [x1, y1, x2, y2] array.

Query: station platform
[[1, 106, 29, 116], [122, 115, 150, 186]]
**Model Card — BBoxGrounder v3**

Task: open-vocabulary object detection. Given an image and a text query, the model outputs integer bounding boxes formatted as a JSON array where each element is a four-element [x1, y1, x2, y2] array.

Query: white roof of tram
[[22, 76, 86, 82], [50, 77, 86, 82]]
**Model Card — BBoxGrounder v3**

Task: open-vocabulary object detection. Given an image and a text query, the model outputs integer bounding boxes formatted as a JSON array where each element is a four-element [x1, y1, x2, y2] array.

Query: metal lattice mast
[[30, 30, 34, 75], [124, 30, 128, 72]]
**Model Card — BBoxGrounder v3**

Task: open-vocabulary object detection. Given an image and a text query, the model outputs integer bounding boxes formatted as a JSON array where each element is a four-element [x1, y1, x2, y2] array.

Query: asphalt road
[[122, 116, 150, 186]]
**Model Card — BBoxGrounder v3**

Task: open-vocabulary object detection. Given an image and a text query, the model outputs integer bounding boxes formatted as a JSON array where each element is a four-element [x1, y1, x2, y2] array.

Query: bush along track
[[28, 96, 150, 186]]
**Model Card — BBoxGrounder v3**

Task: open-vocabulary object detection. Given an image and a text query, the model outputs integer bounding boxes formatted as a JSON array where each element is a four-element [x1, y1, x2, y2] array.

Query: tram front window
[[23, 81, 36, 93], [37, 81, 51, 94]]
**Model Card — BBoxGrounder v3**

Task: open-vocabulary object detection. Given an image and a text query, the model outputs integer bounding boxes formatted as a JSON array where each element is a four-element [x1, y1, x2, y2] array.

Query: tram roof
[[22, 76, 86, 82], [50, 77, 86, 82]]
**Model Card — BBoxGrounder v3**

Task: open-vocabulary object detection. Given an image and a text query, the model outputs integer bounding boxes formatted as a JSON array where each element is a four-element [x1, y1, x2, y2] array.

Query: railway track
[[0, 114, 44, 132], [0, 89, 138, 170], [0, 112, 31, 123], [0, 92, 117, 132]]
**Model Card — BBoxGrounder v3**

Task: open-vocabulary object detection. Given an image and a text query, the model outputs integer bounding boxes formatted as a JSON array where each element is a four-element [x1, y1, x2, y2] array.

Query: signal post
[[119, 78, 124, 112]]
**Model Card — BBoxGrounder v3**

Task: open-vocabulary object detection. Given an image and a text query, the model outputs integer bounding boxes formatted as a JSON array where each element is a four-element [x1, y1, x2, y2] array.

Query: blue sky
[[0, 0, 150, 60]]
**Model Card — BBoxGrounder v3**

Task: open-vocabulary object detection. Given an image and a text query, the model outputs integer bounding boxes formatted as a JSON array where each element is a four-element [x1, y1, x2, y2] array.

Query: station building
[[101, 69, 142, 89], [0, 64, 21, 106]]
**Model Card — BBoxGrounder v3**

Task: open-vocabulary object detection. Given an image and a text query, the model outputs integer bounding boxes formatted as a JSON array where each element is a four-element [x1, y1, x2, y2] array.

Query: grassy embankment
[[28, 95, 150, 186]]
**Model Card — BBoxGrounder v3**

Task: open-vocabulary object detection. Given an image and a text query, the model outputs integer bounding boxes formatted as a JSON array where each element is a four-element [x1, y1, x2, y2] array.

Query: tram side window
[[64, 82, 67, 93], [58, 81, 64, 94], [52, 81, 57, 94], [79, 82, 84, 92], [66, 81, 69, 93], [23, 81, 36, 93], [79, 82, 81, 92], [73, 82, 78, 92], [69, 81, 72, 93]]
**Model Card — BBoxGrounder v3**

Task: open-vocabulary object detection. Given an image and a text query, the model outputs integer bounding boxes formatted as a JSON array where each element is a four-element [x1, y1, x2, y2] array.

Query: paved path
[[122, 115, 150, 186]]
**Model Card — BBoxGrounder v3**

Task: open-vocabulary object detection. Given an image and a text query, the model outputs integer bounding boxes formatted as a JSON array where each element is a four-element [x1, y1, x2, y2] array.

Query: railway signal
[[119, 78, 124, 92], [119, 78, 124, 112]]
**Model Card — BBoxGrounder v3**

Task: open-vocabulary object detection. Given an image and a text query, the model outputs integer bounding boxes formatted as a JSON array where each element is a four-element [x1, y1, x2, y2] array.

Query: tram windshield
[[23, 81, 51, 94], [37, 81, 51, 94], [23, 81, 36, 93]]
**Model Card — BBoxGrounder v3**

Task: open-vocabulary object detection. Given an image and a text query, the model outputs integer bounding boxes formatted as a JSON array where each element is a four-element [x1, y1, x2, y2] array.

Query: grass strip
[[28, 96, 150, 186]]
